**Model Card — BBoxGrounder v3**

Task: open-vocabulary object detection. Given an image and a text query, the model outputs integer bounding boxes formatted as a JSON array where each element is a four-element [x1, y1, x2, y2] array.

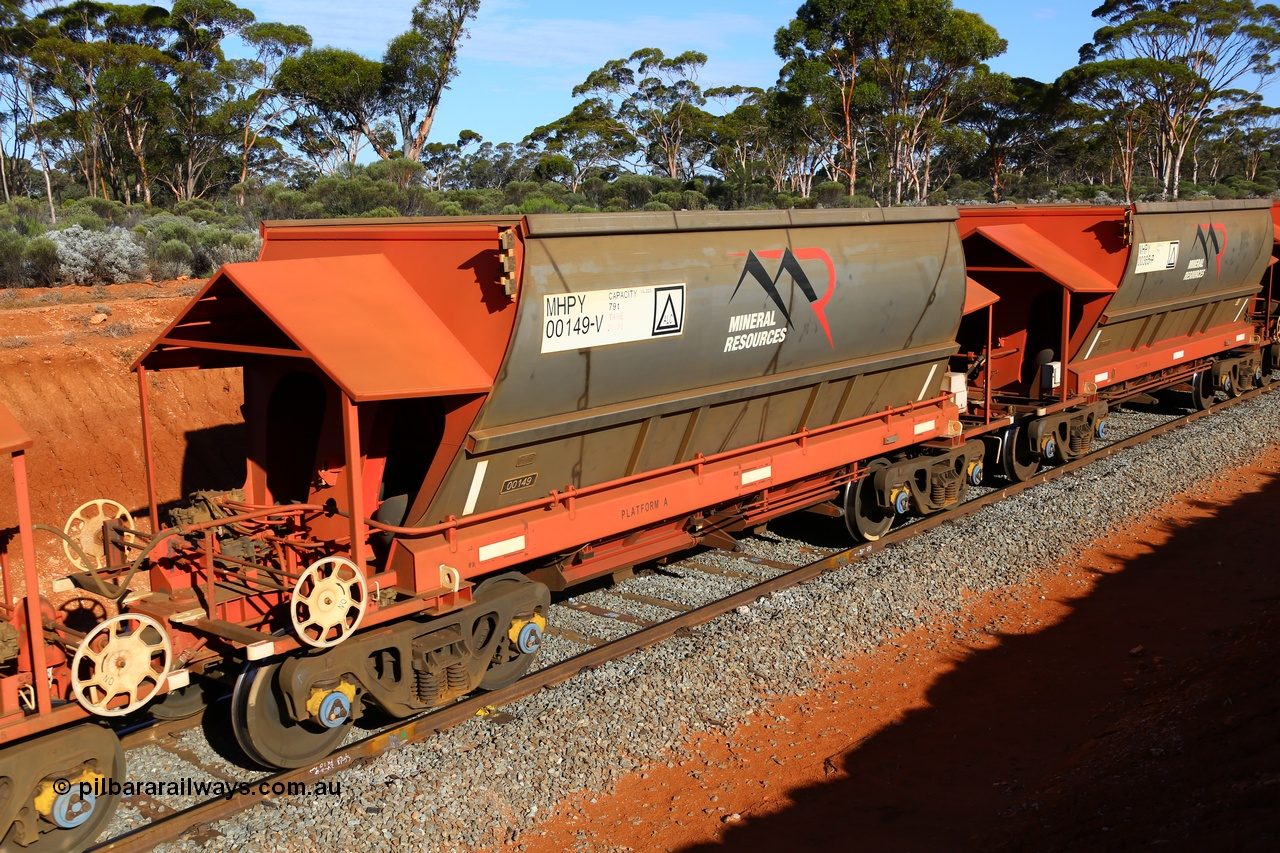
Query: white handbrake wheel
[[63, 498, 132, 571], [290, 556, 368, 648], [71, 613, 172, 716]]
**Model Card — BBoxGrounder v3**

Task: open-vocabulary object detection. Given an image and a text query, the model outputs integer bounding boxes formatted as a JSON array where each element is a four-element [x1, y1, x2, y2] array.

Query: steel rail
[[88, 383, 1275, 853]]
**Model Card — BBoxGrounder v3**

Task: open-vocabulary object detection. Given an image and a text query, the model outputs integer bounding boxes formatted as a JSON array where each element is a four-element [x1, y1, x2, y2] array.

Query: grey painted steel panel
[[1075, 202, 1272, 365], [1108, 203, 1271, 315], [522, 207, 958, 237], [410, 216, 965, 526], [484, 220, 963, 426]]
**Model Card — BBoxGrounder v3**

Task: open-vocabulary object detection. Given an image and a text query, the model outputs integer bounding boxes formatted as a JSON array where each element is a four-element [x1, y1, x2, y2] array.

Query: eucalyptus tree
[[775, 0, 1003, 203], [275, 47, 390, 169], [226, 21, 311, 205], [569, 47, 710, 180], [761, 86, 833, 199], [382, 0, 480, 161], [0, 0, 19, 203], [526, 99, 638, 191], [1076, 0, 1280, 198], [701, 85, 767, 202], [0, 0, 49, 210], [1059, 57, 1158, 202], [420, 129, 477, 189], [30, 1, 126, 200], [94, 3, 173, 204], [775, 0, 888, 196], [460, 137, 538, 189], [159, 0, 254, 200], [862, 2, 1005, 203], [1233, 102, 1280, 180], [959, 74, 1066, 201]]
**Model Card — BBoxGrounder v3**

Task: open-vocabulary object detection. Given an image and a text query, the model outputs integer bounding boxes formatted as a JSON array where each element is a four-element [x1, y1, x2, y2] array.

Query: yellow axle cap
[[305, 679, 357, 717], [34, 769, 106, 817], [508, 613, 547, 645]]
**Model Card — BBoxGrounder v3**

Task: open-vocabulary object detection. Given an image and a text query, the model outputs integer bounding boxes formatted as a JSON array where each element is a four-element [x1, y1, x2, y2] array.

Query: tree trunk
[[21, 77, 56, 223], [990, 150, 1005, 202]]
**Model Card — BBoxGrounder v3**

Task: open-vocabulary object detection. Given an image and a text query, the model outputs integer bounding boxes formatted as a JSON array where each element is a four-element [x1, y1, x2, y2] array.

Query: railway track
[[86, 383, 1276, 852]]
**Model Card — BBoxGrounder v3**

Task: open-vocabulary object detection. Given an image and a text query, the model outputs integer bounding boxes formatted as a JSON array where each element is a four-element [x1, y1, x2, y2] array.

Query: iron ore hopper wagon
[[1, 201, 1275, 852], [953, 200, 1277, 481], [2, 208, 982, 851]]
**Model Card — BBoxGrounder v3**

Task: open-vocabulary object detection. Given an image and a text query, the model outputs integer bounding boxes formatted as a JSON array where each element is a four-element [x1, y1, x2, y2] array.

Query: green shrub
[[504, 181, 541, 206], [653, 191, 684, 209], [197, 228, 236, 249], [681, 190, 709, 210], [519, 196, 568, 214], [642, 200, 673, 211], [22, 237, 61, 286], [813, 181, 847, 207], [612, 175, 656, 208], [9, 215, 45, 237], [66, 197, 128, 224], [172, 199, 219, 223], [54, 211, 107, 232], [360, 206, 401, 218], [6, 198, 41, 219], [151, 239, 194, 280], [0, 231, 26, 286]]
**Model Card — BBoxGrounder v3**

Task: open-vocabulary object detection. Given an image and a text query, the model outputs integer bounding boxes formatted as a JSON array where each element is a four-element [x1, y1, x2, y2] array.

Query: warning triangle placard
[[652, 285, 684, 336]]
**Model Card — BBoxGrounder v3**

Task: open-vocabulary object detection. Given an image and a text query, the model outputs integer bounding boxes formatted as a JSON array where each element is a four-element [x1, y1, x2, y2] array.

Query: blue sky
[[233, 1, 1168, 145]]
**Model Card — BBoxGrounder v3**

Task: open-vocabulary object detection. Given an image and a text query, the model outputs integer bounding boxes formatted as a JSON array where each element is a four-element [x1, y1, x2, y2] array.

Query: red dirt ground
[[0, 280, 243, 584], [498, 445, 1280, 853]]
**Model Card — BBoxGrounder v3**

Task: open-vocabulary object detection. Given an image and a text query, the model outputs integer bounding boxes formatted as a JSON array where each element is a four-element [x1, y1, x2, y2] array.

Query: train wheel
[[1225, 364, 1243, 398], [1190, 370, 1215, 410], [148, 682, 209, 721], [231, 660, 349, 770], [844, 460, 894, 542], [475, 574, 550, 691], [1000, 423, 1040, 483], [1262, 344, 1279, 386], [0, 725, 124, 853]]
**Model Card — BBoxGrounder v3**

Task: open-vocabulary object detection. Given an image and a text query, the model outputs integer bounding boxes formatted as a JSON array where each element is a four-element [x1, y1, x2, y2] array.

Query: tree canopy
[[1, 0, 1278, 242]]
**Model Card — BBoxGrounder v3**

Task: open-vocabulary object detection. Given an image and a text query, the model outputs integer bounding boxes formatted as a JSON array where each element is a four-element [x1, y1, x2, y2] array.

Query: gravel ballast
[[141, 391, 1280, 852]]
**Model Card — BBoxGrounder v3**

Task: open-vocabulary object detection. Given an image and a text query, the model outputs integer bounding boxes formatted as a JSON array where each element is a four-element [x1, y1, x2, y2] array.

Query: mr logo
[[729, 248, 837, 347], [1192, 223, 1227, 277]]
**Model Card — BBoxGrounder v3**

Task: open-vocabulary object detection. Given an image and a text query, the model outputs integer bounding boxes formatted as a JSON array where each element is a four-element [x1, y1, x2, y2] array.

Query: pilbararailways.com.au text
[[52, 776, 341, 800]]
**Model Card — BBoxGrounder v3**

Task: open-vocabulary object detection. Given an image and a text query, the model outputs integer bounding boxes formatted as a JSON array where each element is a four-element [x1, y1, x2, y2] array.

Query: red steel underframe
[[1069, 320, 1257, 394], [391, 396, 959, 592]]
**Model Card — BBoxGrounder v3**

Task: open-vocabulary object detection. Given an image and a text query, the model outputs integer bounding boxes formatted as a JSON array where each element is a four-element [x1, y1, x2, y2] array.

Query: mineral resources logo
[[727, 248, 836, 350]]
